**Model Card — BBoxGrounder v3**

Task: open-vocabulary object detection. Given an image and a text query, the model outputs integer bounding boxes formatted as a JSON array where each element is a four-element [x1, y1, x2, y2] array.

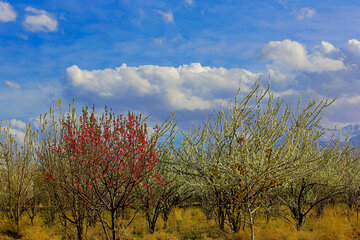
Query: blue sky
[[1, 0, 360, 138]]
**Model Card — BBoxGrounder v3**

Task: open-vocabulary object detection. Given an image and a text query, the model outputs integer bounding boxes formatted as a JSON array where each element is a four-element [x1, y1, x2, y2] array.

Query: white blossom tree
[[176, 79, 346, 239], [0, 119, 38, 232]]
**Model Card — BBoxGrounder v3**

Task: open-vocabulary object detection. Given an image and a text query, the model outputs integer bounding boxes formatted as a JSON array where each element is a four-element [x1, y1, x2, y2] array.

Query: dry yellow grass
[[1, 205, 360, 240], [252, 205, 360, 240]]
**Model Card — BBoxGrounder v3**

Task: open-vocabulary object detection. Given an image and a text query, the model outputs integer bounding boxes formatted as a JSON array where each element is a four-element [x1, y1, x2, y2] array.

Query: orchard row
[[0, 81, 359, 240]]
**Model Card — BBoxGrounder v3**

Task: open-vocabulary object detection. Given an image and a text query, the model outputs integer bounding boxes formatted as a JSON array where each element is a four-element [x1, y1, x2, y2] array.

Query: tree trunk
[[315, 201, 325, 218], [76, 223, 83, 240], [250, 223, 255, 240], [30, 215, 35, 225], [111, 209, 116, 240], [145, 207, 161, 234], [15, 214, 20, 233], [163, 211, 169, 229], [148, 220, 155, 234], [217, 207, 225, 231], [296, 214, 304, 230], [27, 204, 36, 226], [248, 207, 255, 240], [227, 209, 241, 233], [146, 210, 155, 234], [63, 217, 68, 239], [266, 212, 270, 224]]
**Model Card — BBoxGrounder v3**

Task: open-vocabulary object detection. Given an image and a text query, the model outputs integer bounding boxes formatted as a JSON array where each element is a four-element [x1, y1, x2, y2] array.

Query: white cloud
[[10, 119, 27, 130], [8, 128, 26, 143], [347, 39, 360, 56], [29, 117, 41, 129], [0, 126, 26, 143], [166, 88, 210, 110], [66, 64, 157, 97], [333, 95, 360, 106], [272, 89, 297, 98], [66, 63, 260, 111], [297, 8, 315, 20], [185, 0, 194, 6], [5, 80, 21, 89], [260, 39, 346, 74], [1, 118, 27, 143], [268, 69, 287, 82], [0, 1, 16, 22], [314, 41, 339, 54], [156, 10, 174, 24], [23, 7, 57, 32], [259, 39, 360, 127]]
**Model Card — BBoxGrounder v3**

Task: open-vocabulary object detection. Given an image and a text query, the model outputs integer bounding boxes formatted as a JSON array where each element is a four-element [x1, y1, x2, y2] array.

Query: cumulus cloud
[[0, 1, 16, 22], [166, 88, 211, 111], [347, 39, 360, 56], [259, 39, 360, 127], [8, 128, 26, 143], [268, 69, 287, 82], [297, 8, 315, 20], [313, 41, 340, 55], [1, 119, 27, 143], [260, 39, 346, 77], [156, 10, 174, 24], [5, 80, 21, 89], [10, 119, 26, 130], [23, 7, 57, 32], [66, 63, 260, 111]]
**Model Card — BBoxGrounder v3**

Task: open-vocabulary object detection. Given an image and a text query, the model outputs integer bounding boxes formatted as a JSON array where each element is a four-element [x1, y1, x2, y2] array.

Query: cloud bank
[[63, 38, 360, 128], [66, 63, 260, 111], [2, 38, 358, 130]]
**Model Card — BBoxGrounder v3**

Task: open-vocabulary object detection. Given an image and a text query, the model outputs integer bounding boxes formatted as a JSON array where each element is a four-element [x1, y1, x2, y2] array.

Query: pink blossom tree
[[42, 105, 167, 240]]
